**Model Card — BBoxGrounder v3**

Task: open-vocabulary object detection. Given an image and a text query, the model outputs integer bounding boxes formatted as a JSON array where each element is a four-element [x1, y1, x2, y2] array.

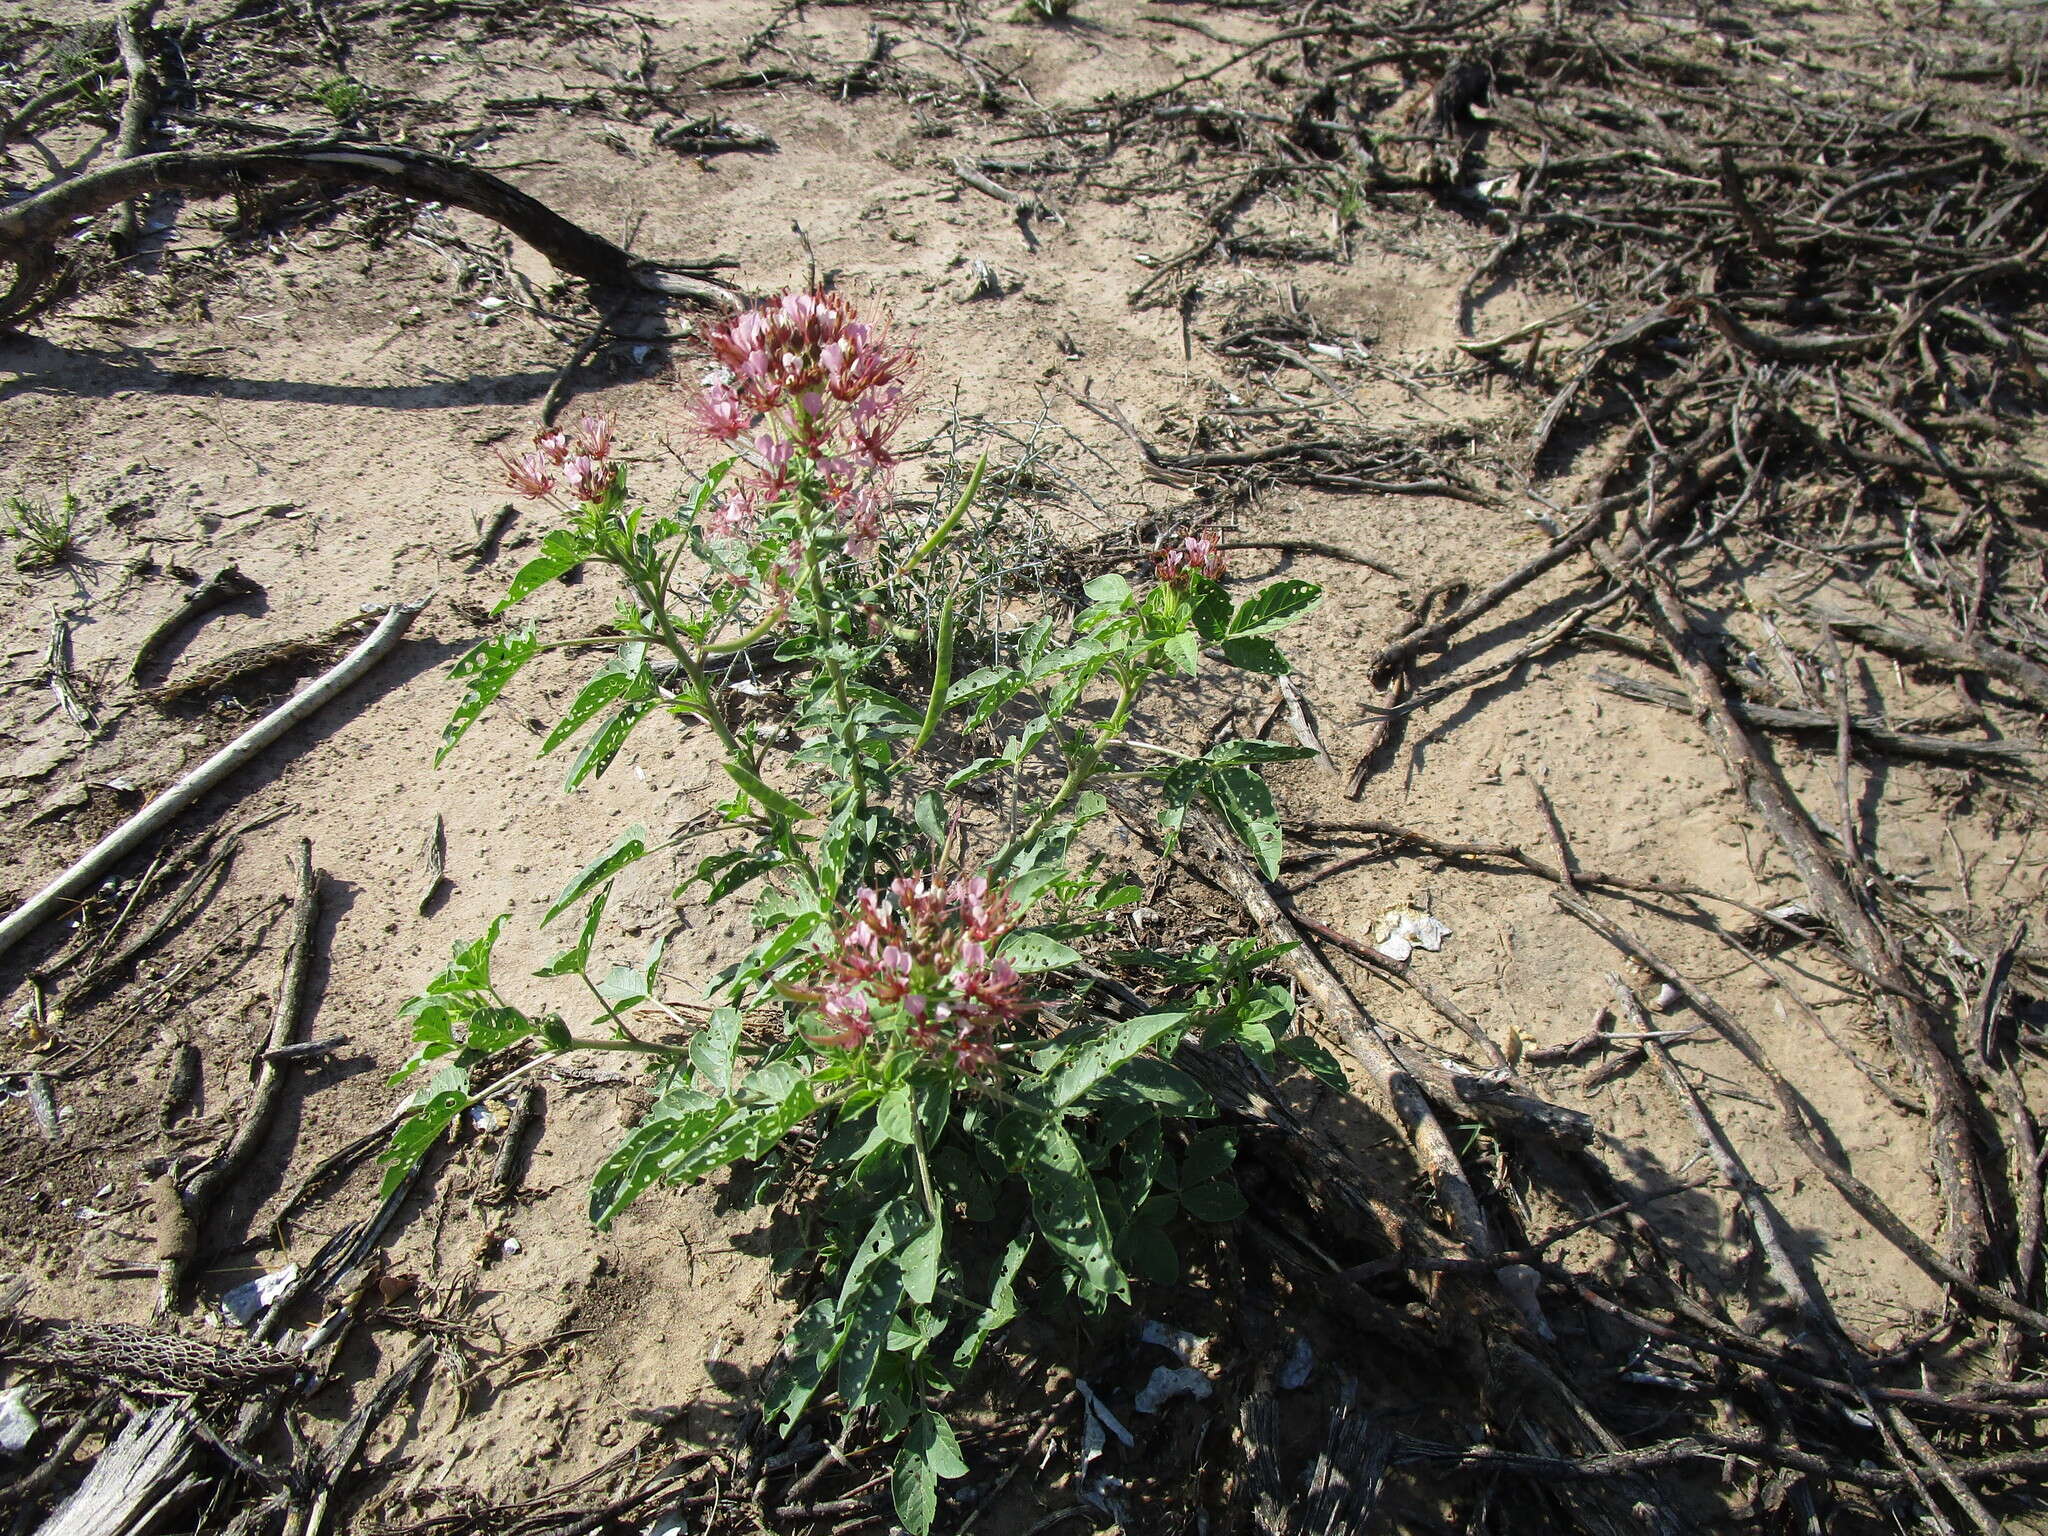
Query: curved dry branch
[[0, 140, 741, 323]]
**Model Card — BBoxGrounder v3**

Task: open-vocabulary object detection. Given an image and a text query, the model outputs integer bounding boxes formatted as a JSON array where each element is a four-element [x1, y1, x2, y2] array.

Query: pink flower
[[500, 450, 557, 500], [834, 481, 888, 561], [533, 429, 572, 465], [791, 868, 1033, 1075], [812, 985, 873, 1050], [692, 381, 750, 443], [573, 410, 615, 461], [755, 434, 794, 479], [706, 485, 761, 541], [1154, 527, 1228, 586], [564, 454, 616, 503]]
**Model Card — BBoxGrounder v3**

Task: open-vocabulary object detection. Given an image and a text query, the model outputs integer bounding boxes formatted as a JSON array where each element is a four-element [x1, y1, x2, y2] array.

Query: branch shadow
[[0, 332, 561, 412]]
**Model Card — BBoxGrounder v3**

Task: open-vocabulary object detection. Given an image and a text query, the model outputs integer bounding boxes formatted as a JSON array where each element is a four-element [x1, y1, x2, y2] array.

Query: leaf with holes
[[1205, 764, 1285, 879], [439, 627, 539, 764]]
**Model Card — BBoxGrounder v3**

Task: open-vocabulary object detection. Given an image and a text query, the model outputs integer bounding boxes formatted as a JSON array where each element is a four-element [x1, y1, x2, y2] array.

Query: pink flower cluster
[[501, 411, 619, 504], [786, 873, 1031, 1075], [686, 290, 914, 557], [1153, 527, 1228, 586]]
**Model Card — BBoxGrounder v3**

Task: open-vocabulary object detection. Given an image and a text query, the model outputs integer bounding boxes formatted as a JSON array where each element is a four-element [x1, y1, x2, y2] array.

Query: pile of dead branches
[[952, 0, 2048, 1530]]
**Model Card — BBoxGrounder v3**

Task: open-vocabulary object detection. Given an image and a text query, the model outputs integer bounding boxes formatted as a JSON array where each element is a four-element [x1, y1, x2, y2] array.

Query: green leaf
[[892, 1444, 938, 1536], [1024, 637, 1109, 685], [913, 790, 946, 848], [900, 1216, 942, 1306], [427, 916, 505, 994], [753, 908, 824, 977], [460, 1005, 540, 1053], [1083, 572, 1132, 604], [996, 930, 1084, 975], [997, 1115, 1125, 1306], [1281, 1035, 1350, 1089], [1180, 1178, 1249, 1222], [668, 1078, 817, 1185], [767, 1295, 840, 1430], [1205, 765, 1284, 879], [837, 1259, 905, 1410], [690, 1007, 744, 1094], [910, 1410, 969, 1479], [596, 962, 649, 1009], [1182, 1127, 1238, 1186], [545, 828, 648, 926], [564, 696, 657, 788], [377, 1088, 465, 1196], [535, 883, 610, 977], [1092, 1056, 1214, 1114], [1186, 573, 1232, 642], [541, 646, 648, 755], [953, 1230, 1030, 1370], [438, 627, 539, 764], [723, 759, 814, 822], [1155, 759, 1208, 848], [1160, 629, 1201, 676], [1124, 1221, 1180, 1284], [1217, 635, 1291, 675], [839, 1198, 924, 1304], [876, 1085, 917, 1144], [1230, 579, 1322, 637], [588, 1101, 737, 1227], [495, 528, 591, 611], [1049, 1011, 1189, 1108]]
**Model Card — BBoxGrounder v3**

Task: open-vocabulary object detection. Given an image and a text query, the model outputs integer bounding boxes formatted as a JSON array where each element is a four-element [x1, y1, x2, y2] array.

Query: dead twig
[[0, 597, 424, 964], [130, 564, 263, 684], [110, 0, 165, 247], [158, 837, 320, 1313], [1194, 813, 1551, 1336]]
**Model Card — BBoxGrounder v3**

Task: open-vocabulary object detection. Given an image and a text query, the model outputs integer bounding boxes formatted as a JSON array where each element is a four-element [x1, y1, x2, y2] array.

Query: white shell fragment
[[1373, 907, 1452, 962], [221, 1265, 299, 1328], [1135, 1366, 1213, 1414], [0, 1388, 37, 1454]]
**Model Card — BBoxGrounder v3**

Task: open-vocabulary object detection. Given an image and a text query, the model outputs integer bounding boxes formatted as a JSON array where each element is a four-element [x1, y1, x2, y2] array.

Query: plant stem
[[704, 604, 788, 656], [563, 1034, 679, 1056], [901, 452, 986, 576], [611, 516, 750, 765], [805, 541, 868, 822], [908, 587, 958, 756], [908, 1097, 940, 1220], [992, 672, 1144, 875]]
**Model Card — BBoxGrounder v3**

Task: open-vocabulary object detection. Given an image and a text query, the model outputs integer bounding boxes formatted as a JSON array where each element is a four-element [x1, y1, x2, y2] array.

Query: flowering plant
[[384, 290, 1329, 1530]]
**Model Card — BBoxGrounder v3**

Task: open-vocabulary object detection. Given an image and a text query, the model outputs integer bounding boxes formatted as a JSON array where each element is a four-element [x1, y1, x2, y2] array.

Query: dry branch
[[158, 838, 319, 1313], [1811, 609, 2048, 714], [110, 0, 164, 248], [0, 143, 739, 323], [1195, 815, 1552, 1336], [0, 598, 423, 965], [1590, 667, 2042, 770], [1621, 564, 1994, 1277], [1554, 893, 2048, 1334], [129, 565, 262, 685], [35, 1404, 199, 1536]]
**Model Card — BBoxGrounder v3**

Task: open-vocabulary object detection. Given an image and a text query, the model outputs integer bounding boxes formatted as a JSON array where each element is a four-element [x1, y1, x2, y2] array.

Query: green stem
[[991, 671, 1144, 876], [562, 1034, 679, 1056], [901, 453, 986, 576], [703, 604, 788, 656], [908, 1098, 940, 1220], [653, 605, 749, 765], [907, 588, 958, 756], [805, 541, 868, 822]]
